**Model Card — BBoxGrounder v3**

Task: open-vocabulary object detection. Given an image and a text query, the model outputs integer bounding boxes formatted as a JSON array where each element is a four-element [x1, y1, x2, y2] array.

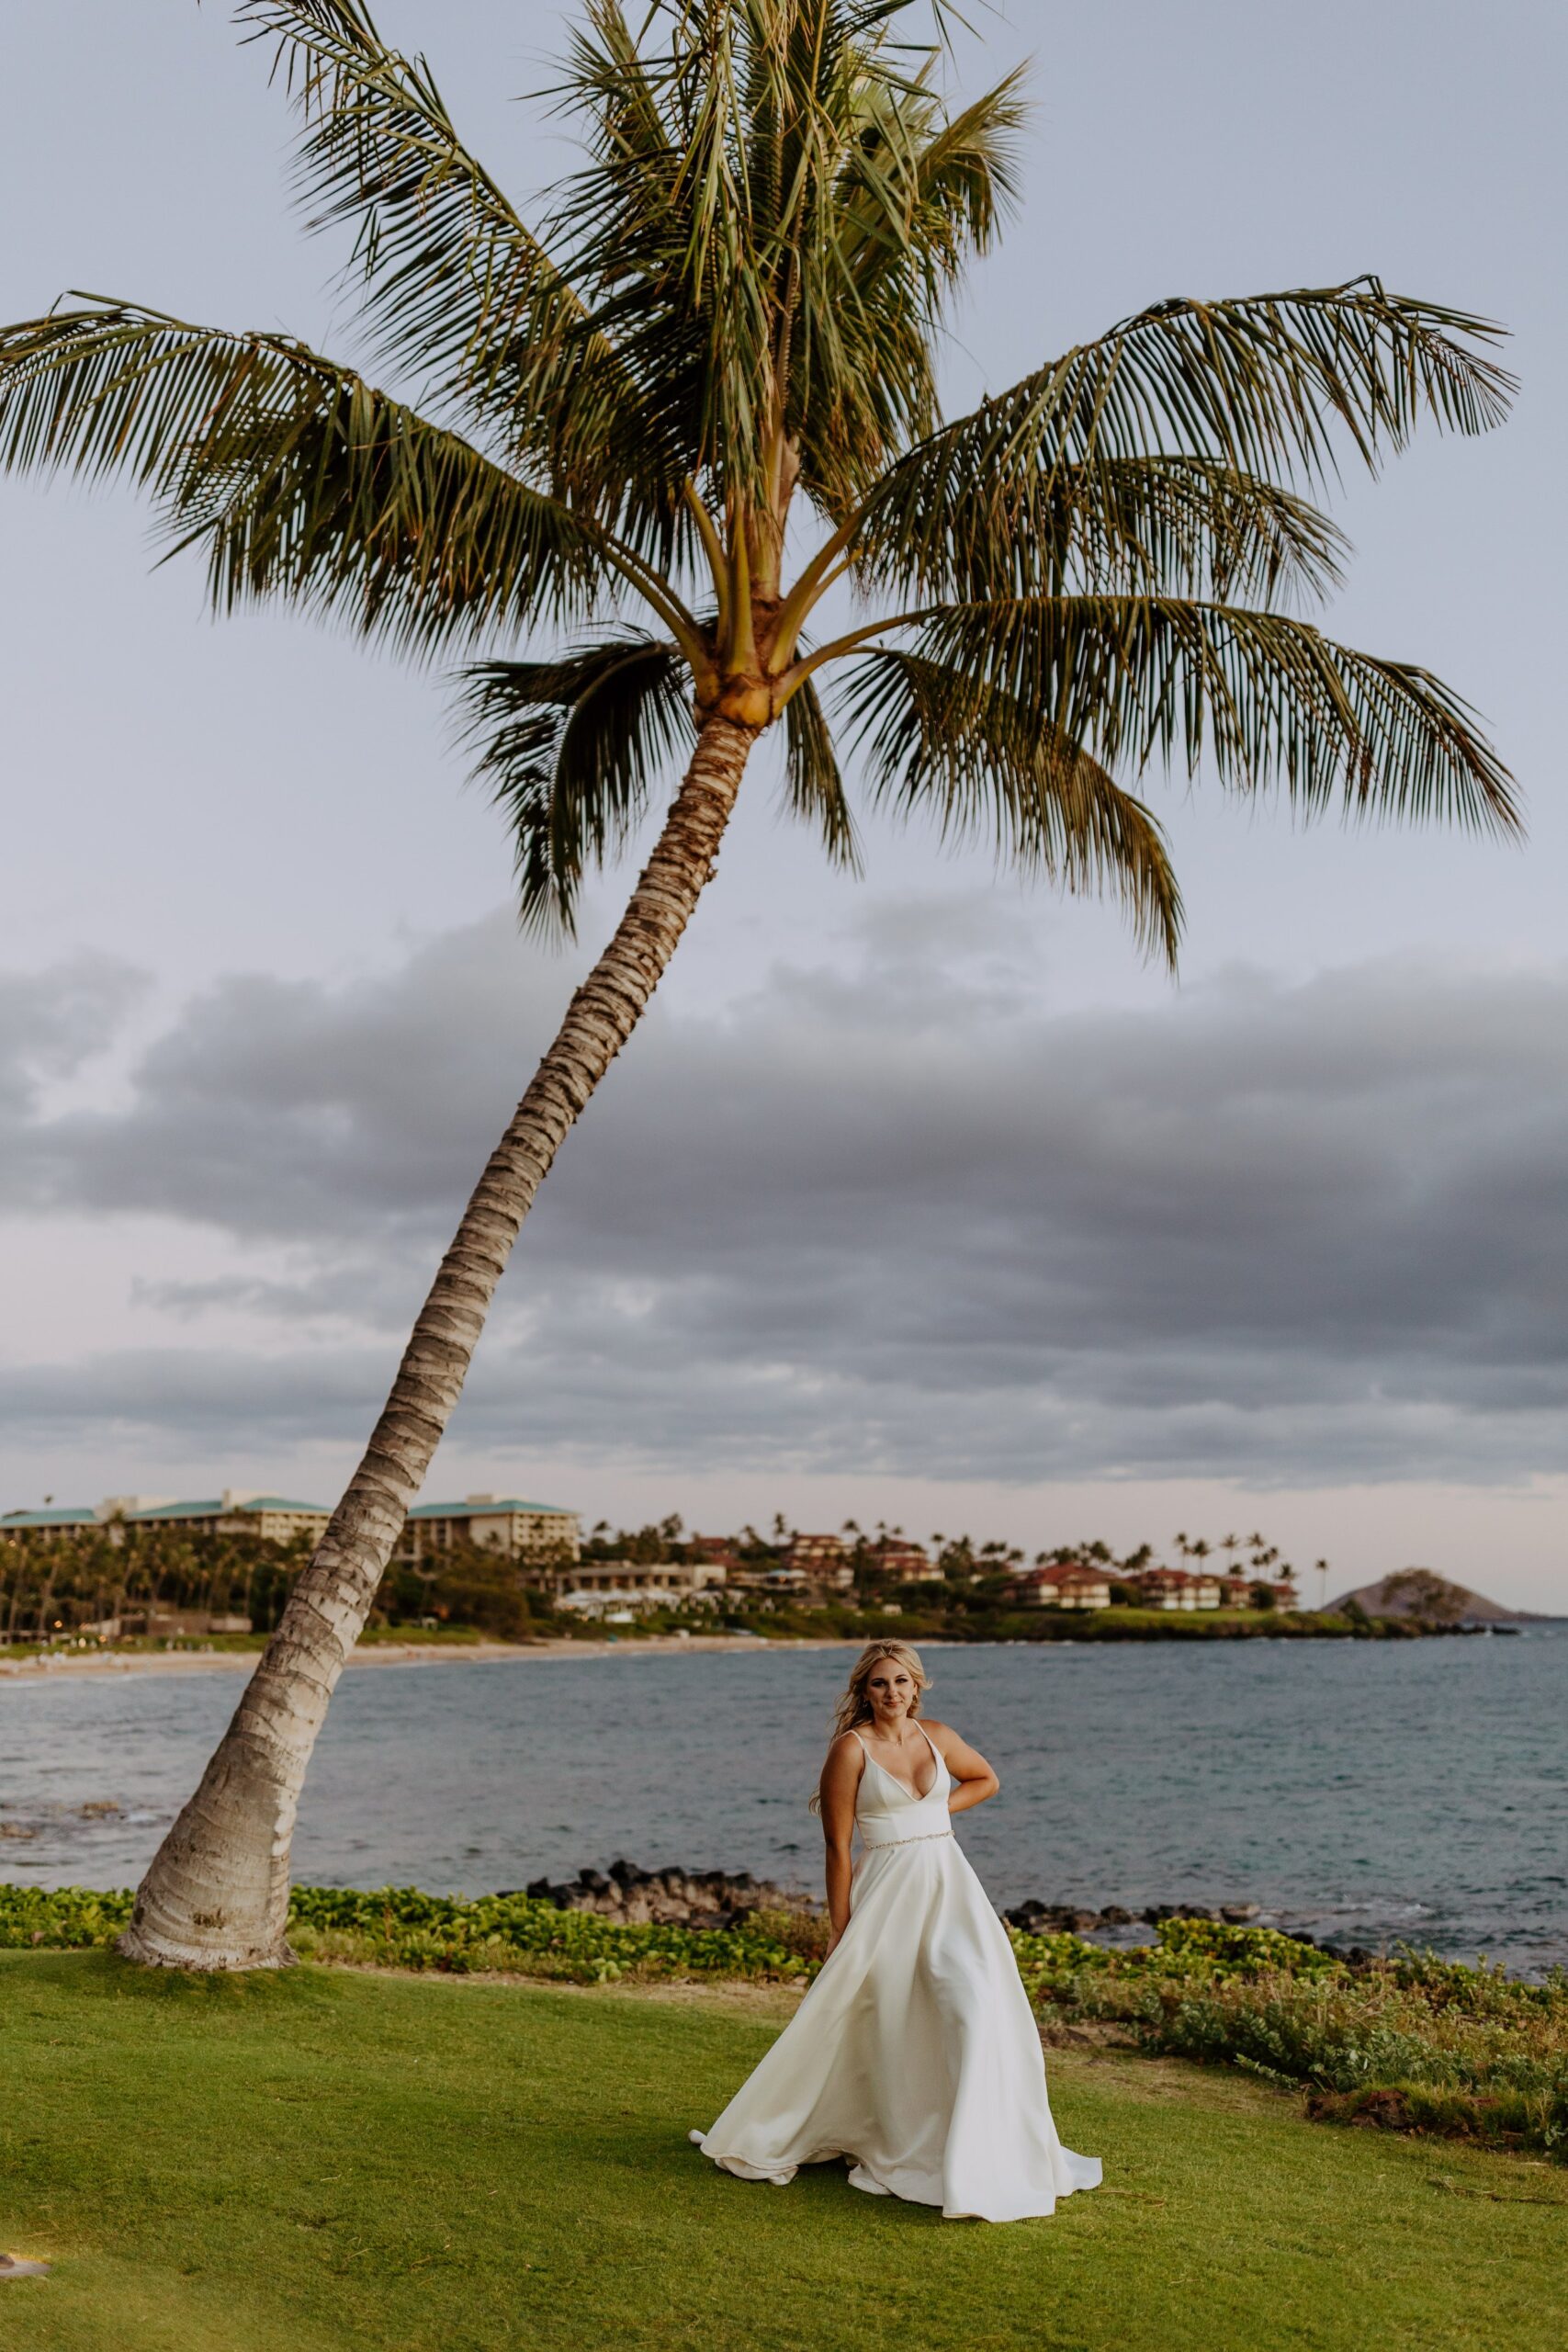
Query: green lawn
[[2, 1953, 1563, 2352]]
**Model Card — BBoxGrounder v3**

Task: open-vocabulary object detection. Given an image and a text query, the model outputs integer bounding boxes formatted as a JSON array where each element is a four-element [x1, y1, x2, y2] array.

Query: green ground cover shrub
[[0, 1882, 133, 1948], [286, 1885, 824, 1982], [8, 1883, 1563, 2162], [1013, 1919, 1568, 2160]]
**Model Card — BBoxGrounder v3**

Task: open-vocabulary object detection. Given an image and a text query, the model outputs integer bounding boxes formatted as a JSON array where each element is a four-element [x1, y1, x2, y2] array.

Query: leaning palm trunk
[[2, 6, 1517, 1972], [119, 716, 754, 1968]]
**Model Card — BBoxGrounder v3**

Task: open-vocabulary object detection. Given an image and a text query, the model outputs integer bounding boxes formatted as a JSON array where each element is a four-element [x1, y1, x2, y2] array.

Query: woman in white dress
[[690, 1641, 1101, 2222]]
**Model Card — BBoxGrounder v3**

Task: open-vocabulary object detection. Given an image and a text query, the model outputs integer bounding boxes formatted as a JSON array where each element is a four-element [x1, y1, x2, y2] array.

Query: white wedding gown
[[689, 1725, 1102, 2222]]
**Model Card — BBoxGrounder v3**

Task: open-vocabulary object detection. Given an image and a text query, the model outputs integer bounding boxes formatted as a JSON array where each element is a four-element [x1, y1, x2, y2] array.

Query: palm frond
[[782, 671, 860, 870], [459, 635, 693, 932], [234, 6, 623, 441], [857, 278, 1515, 598], [791, 63, 1027, 513], [1073, 460, 1350, 605], [915, 596, 1520, 833], [552, 4, 1025, 526], [847, 71, 1030, 299], [835, 648, 1184, 965], [0, 301, 605, 650], [855, 452, 1350, 607], [557, 0, 774, 515]]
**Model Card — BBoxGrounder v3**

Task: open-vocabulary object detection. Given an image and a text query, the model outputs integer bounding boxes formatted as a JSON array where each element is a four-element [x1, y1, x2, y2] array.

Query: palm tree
[[0, 0, 1517, 1967]]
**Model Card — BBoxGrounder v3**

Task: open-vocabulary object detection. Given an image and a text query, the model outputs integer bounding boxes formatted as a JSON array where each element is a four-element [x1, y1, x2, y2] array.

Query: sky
[[1, 1, 1563, 1606]]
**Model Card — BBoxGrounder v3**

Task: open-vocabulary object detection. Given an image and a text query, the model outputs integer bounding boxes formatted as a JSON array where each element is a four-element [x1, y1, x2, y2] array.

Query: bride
[[690, 1640, 1101, 2222]]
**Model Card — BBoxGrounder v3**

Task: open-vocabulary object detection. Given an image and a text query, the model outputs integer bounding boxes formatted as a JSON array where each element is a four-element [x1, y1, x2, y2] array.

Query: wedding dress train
[[689, 1725, 1101, 2222]]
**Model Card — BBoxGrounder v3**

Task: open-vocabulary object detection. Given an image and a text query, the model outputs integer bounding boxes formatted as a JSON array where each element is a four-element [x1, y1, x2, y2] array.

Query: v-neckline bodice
[[855, 1724, 942, 1804]]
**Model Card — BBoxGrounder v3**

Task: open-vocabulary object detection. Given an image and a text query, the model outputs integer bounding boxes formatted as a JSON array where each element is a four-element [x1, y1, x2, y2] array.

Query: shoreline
[[2, 1619, 1558, 1685], [0, 1634, 863, 1685]]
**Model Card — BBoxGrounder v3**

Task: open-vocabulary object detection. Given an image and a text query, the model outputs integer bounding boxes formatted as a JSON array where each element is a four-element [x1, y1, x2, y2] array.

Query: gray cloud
[[2, 911, 1565, 1485], [0, 955, 143, 1122]]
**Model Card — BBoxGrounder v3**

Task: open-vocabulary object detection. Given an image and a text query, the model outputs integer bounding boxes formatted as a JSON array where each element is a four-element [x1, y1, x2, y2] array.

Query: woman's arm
[[925, 1720, 1000, 1816], [818, 1733, 863, 1954]]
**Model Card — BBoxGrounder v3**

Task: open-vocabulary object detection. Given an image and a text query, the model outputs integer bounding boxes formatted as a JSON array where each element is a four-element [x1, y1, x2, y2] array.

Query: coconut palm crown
[[0, 0, 1518, 1968]]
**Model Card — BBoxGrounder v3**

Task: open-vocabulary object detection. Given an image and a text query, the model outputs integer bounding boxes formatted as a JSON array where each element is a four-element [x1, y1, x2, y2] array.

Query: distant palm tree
[[0, 2, 1517, 1967]]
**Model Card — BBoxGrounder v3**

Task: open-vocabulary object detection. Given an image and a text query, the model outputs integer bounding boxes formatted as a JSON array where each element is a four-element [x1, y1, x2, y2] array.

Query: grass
[[10, 1886, 1566, 2162], [2, 1951, 1566, 2352]]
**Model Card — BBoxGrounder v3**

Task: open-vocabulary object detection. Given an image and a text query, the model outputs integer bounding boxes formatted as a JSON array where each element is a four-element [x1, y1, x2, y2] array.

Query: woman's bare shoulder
[[825, 1728, 865, 1764], [920, 1717, 958, 1747]]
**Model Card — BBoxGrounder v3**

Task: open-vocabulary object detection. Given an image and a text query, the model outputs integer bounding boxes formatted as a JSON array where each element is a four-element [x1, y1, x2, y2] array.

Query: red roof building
[[688, 1534, 740, 1573], [1127, 1567, 1222, 1611], [784, 1533, 854, 1589], [870, 1539, 942, 1584], [1004, 1563, 1113, 1611]]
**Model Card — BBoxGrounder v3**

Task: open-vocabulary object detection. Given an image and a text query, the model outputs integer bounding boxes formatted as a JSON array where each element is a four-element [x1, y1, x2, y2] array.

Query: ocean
[[4, 1633, 1564, 1973]]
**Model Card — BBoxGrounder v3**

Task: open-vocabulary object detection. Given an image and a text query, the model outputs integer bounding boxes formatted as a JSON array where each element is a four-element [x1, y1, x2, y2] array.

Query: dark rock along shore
[[515, 1862, 1375, 1962], [517, 1859, 799, 1931]]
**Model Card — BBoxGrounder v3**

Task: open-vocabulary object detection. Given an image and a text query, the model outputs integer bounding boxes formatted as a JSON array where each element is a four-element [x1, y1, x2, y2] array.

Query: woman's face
[[865, 1662, 916, 1721]]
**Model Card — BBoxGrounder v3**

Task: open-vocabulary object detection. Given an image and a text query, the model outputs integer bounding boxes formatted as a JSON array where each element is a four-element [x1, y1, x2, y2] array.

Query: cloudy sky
[[2, 2, 1563, 1605]]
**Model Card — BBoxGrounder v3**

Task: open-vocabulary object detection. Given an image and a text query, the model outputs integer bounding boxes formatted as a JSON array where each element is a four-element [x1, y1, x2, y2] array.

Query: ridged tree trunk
[[118, 715, 756, 1969]]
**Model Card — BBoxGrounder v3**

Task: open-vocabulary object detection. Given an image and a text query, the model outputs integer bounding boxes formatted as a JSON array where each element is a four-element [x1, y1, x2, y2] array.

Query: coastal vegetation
[[7, 1883, 1564, 2166], [3, 1954, 1563, 2352], [0, 1526, 319, 1647], [0, 1, 1518, 1968], [0, 1517, 1478, 1651], [0, 1524, 550, 1649]]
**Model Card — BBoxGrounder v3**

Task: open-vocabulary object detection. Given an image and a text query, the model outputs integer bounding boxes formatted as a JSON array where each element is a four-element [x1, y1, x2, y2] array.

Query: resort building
[[1004, 1563, 1114, 1611], [552, 1558, 725, 1614], [688, 1534, 741, 1574], [116, 1494, 332, 1544], [1128, 1567, 1223, 1611], [0, 1505, 99, 1541], [395, 1495, 581, 1567], [1, 1494, 328, 1545], [783, 1533, 854, 1589], [728, 1565, 811, 1595], [869, 1538, 941, 1583]]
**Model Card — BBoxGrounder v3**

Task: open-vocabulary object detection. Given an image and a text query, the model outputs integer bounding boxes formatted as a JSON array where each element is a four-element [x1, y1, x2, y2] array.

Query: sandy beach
[[0, 1634, 862, 1685]]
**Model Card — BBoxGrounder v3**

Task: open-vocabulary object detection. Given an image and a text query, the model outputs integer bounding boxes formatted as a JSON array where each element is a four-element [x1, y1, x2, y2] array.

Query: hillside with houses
[[1, 1493, 1495, 1647], [558, 1521, 1304, 1623]]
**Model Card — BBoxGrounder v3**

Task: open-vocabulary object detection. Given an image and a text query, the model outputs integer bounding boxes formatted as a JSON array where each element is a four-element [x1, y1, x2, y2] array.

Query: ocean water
[[3, 1634, 1564, 1973]]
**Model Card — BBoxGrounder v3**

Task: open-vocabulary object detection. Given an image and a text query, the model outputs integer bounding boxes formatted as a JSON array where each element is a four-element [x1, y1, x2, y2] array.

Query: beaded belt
[[861, 1827, 954, 1850]]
